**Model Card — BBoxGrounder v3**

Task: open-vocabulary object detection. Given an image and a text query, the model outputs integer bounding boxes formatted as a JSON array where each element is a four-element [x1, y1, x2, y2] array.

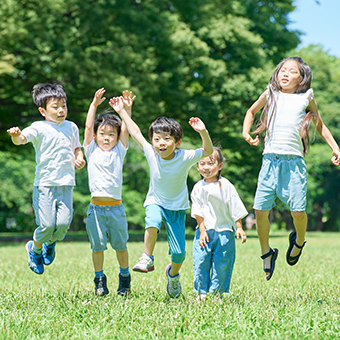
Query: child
[[7, 83, 85, 275], [191, 147, 247, 301], [243, 57, 340, 280], [83, 88, 135, 296], [109, 96, 213, 298]]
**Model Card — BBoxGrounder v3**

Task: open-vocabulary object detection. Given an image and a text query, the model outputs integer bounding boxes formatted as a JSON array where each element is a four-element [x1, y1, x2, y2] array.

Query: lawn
[[0, 231, 339, 339]]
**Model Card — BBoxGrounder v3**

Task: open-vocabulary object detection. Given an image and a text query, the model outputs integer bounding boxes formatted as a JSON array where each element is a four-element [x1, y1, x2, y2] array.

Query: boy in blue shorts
[[110, 96, 213, 298], [84, 88, 135, 296], [7, 83, 85, 275]]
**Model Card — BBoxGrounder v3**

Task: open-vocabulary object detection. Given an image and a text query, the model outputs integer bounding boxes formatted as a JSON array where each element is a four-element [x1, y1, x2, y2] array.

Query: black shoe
[[117, 273, 131, 296], [94, 274, 109, 296]]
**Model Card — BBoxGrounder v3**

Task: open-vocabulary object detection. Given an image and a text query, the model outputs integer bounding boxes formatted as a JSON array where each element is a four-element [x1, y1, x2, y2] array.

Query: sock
[[32, 244, 42, 254], [120, 267, 130, 277], [145, 253, 154, 260], [95, 270, 104, 278], [168, 266, 179, 278], [46, 238, 56, 246]]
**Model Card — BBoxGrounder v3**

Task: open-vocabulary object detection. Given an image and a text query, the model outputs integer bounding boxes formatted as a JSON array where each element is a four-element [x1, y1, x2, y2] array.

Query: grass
[[1, 231, 340, 339]]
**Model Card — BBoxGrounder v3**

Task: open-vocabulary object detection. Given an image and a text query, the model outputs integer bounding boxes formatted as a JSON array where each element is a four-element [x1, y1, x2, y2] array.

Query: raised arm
[[84, 88, 106, 147], [307, 97, 340, 166], [119, 90, 136, 148], [109, 96, 146, 149], [188, 117, 213, 158], [242, 91, 267, 146], [7, 127, 26, 145]]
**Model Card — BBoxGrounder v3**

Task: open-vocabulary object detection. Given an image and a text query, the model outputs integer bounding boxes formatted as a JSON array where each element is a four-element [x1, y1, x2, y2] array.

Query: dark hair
[[148, 117, 183, 143], [253, 56, 316, 155], [94, 113, 122, 136], [199, 147, 225, 180], [32, 83, 67, 109]]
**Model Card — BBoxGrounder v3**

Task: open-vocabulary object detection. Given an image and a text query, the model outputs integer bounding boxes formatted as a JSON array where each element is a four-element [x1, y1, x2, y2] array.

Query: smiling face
[[151, 132, 182, 160], [277, 59, 302, 93], [94, 124, 119, 151], [39, 98, 68, 123], [197, 155, 223, 183]]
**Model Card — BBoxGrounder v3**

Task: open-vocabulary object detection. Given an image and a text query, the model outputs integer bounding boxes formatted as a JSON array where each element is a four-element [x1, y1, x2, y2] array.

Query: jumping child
[[243, 57, 340, 280], [83, 88, 135, 296], [7, 83, 85, 275], [110, 96, 213, 298], [191, 147, 247, 301]]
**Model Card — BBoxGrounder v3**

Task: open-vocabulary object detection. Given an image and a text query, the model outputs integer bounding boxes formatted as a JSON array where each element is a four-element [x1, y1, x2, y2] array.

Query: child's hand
[[236, 228, 247, 244], [7, 127, 22, 138], [331, 149, 340, 166], [244, 133, 259, 146], [189, 117, 207, 132], [121, 90, 136, 109], [75, 158, 86, 170], [92, 88, 106, 107], [199, 230, 209, 249], [109, 97, 124, 113]]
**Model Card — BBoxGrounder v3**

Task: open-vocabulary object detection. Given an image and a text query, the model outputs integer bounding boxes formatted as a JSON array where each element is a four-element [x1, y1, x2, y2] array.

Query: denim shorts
[[193, 229, 235, 294], [253, 154, 307, 212], [86, 203, 128, 252], [145, 204, 186, 264], [33, 186, 73, 244]]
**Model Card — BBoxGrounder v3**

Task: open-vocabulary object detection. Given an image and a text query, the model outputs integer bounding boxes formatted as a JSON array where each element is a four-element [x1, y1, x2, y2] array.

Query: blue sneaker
[[165, 264, 181, 298], [94, 274, 109, 296], [117, 273, 131, 296], [25, 241, 44, 275], [42, 242, 56, 265]]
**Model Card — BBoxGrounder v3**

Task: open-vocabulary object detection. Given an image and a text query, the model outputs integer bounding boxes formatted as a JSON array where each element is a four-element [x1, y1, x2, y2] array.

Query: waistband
[[263, 153, 303, 160], [91, 199, 122, 206]]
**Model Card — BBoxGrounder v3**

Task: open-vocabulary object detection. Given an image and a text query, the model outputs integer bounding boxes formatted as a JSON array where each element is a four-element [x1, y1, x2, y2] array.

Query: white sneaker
[[165, 264, 181, 298], [132, 253, 154, 273]]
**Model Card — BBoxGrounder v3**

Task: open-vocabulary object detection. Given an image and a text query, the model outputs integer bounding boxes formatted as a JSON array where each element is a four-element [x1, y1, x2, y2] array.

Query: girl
[[243, 57, 340, 281], [191, 147, 247, 301]]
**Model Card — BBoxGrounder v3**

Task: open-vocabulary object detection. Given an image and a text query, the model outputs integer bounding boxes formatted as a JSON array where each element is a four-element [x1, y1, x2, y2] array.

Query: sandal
[[286, 231, 306, 266], [260, 248, 278, 281]]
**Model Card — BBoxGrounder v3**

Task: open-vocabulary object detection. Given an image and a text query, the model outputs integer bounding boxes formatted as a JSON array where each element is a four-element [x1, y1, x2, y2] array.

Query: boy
[[110, 96, 213, 298], [7, 83, 85, 275], [84, 89, 135, 296]]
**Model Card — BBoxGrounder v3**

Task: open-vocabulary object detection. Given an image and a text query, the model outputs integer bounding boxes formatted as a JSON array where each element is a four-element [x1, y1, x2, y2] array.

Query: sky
[[288, 0, 340, 57]]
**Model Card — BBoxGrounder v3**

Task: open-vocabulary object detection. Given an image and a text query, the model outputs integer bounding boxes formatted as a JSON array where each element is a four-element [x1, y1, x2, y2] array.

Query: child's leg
[[116, 249, 129, 269], [92, 251, 104, 272], [290, 210, 307, 257], [144, 227, 158, 256]]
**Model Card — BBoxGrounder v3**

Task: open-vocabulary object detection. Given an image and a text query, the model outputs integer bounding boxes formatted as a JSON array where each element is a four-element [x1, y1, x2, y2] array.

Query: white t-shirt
[[22, 120, 81, 186], [191, 177, 248, 232], [143, 141, 203, 210], [84, 139, 127, 199], [264, 89, 313, 157]]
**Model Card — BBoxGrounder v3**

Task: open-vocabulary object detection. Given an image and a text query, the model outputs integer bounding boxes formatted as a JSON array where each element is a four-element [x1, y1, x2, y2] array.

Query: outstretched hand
[[189, 117, 206, 132], [7, 126, 22, 138], [244, 133, 260, 146], [109, 97, 124, 113], [121, 90, 136, 109], [92, 88, 106, 107], [331, 150, 340, 166]]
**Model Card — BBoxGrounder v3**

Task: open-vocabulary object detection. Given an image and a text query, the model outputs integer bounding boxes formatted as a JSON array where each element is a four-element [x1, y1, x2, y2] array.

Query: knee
[[255, 210, 269, 222], [291, 211, 306, 221]]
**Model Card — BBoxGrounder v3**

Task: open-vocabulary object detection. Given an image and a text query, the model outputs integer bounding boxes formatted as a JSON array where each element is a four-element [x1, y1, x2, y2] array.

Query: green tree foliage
[[1, 0, 338, 232]]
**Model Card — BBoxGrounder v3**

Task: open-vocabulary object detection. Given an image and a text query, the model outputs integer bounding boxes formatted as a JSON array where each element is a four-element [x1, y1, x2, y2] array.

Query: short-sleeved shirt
[[143, 141, 203, 210], [191, 177, 248, 232], [22, 120, 81, 186], [84, 139, 127, 199]]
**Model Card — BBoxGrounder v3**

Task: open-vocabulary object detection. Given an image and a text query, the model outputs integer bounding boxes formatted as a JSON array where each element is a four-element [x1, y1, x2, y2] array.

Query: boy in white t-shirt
[[191, 147, 247, 301], [110, 96, 213, 298], [7, 83, 85, 275], [84, 88, 135, 296]]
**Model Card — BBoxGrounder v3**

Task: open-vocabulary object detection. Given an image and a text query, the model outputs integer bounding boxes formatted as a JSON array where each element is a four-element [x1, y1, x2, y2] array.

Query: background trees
[[0, 0, 339, 232]]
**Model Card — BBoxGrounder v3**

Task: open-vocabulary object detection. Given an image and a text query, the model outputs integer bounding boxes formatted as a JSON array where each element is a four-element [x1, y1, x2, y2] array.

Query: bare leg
[[290, 210, 307, 257], [116, 249, 129, 269], [92, 251, 104, 272], [170, 262, 183, 276], [144, 227, 158, 256], [34, 240, 42, 248]]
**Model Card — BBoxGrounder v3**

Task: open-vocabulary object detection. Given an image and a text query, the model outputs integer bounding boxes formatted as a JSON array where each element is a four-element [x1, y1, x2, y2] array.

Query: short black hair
[[32, 83, 67, 109], [94, 113, 122, 136], [148, 117, 183, 143]]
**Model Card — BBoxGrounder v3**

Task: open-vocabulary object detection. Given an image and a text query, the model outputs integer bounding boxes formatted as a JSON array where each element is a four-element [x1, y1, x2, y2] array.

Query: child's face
[[94, 124, 119, 151], [197, 155, 223, 183], [151, 132, 181, 160], [39, 98, 68, 123], [277, 60, 302, 93]]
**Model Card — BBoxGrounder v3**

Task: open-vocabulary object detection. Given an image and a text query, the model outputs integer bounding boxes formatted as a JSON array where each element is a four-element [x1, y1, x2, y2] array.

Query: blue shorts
[[86, 203, 128, 252], [253, 154, 307, 212], [193, 229, 235, 294], [145, 204, 186, 264], [33, 186, 73, 244]]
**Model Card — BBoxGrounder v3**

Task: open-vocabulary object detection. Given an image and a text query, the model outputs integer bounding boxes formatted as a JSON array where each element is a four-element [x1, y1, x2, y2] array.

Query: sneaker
[[132, 253, 154, 273], [196, 294, 207, 302], [25, 241, 44, 275], [94, 274, 109, 296], [42, 242, 56, 265], [165, 264, 181, 298], [117, 273, 131, 296]]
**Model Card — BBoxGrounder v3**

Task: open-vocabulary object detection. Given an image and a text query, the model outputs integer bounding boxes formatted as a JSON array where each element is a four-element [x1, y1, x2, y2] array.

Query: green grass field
[[1, 231, 340, 340]]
